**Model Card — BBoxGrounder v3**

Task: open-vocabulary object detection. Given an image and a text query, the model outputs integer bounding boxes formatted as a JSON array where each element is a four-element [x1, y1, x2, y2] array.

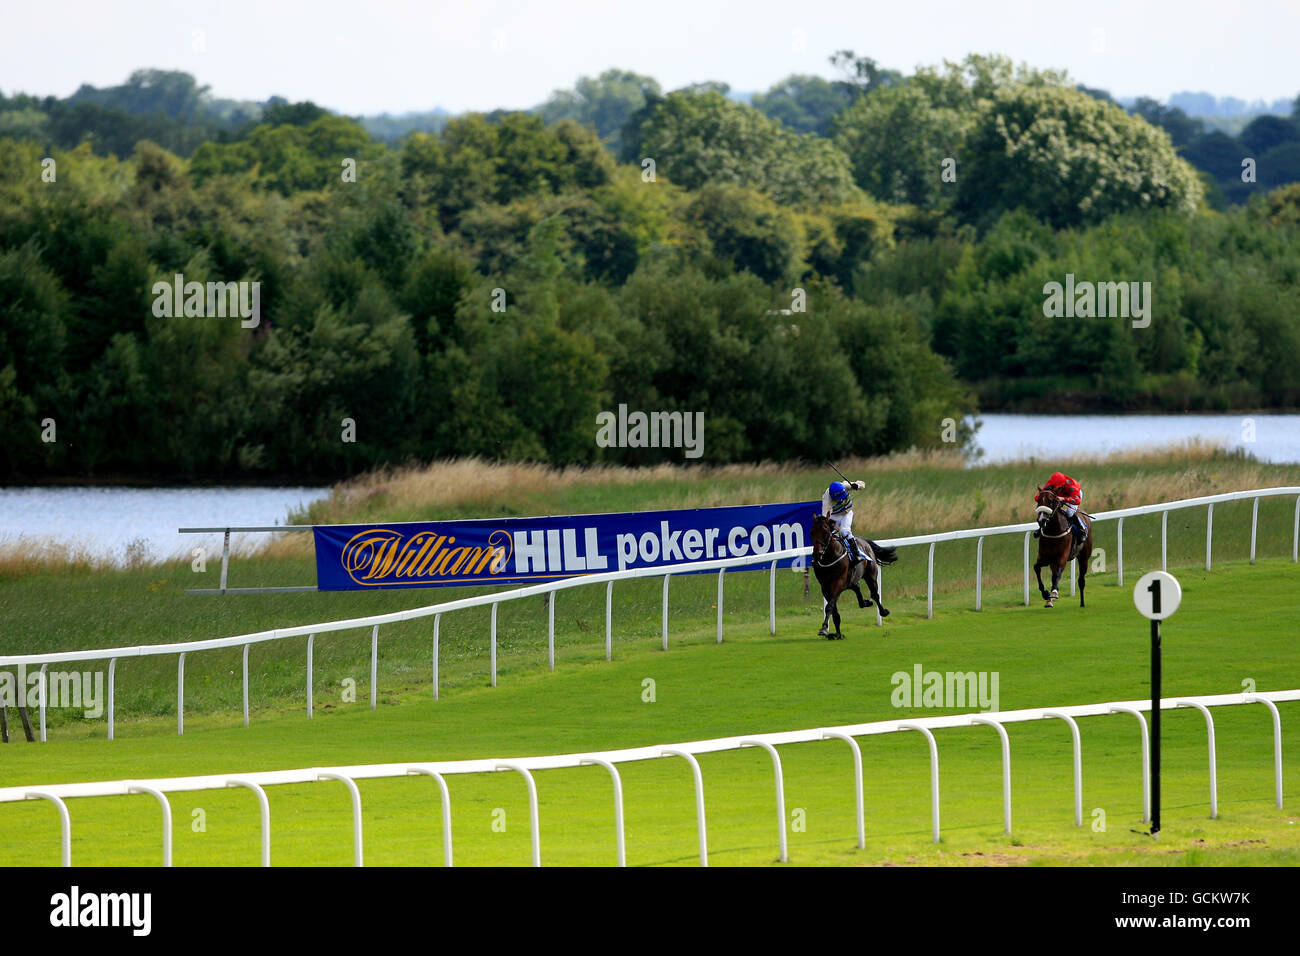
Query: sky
[[2, 0, 1297, 115]]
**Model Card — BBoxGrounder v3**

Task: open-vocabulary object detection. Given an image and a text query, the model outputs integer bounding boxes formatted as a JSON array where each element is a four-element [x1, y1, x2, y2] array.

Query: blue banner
[[313, 501, 818, 590]]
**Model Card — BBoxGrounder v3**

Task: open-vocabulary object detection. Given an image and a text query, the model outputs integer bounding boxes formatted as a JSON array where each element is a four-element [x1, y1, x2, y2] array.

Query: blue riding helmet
[[829, 481, 848, 499]]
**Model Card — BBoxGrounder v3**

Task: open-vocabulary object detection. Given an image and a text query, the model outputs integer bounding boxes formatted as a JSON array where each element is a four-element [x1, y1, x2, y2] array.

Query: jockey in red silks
[[822, 479, 869, 564], [1038, 471, 1087, 540]]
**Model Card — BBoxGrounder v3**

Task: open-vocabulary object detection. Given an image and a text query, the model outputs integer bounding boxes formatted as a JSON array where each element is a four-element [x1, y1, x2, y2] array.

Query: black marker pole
[[1151, 616, 1161, 838]]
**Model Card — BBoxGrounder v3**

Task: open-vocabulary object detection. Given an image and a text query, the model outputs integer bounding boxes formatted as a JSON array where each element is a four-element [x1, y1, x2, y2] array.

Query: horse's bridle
[[812, 521, 849, 568], [1035, 495, 1071, 539]]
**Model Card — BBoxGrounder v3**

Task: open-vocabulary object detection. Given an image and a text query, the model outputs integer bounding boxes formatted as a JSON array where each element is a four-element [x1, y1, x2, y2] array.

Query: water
[[0, 486, 330, 565], [970, 413, 1300, 465]]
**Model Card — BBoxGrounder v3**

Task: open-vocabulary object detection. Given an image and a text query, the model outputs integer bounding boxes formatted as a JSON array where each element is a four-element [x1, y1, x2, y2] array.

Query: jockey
[[1040, 471, 1087, 540], [821, 479, 868, 565]]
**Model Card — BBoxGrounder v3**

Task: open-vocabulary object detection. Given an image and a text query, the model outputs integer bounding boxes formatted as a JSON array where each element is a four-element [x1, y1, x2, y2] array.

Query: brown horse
[[1032, 488, 1092, 608], [810, 514, 897, 639]]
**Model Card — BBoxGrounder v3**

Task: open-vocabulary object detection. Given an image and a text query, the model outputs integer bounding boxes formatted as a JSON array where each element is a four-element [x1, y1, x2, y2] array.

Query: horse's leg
[[849, 583, 871, 608], [865, 558, 889, 618], [1047, 561, 1063, 607], [831, 598, 843, 639], [1034, 562, 1049, 600], [818, 594, 831, 637], [1078, 539, 1091, 608]]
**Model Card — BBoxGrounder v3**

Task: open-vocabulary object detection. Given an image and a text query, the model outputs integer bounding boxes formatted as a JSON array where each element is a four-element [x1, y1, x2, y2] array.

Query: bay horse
[[1032, 488, 1092, 608], [810, 513, 897, 639]]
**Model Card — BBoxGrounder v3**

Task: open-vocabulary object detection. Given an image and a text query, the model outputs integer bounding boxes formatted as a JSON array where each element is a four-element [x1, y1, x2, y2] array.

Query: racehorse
[[810, 513, 897, 639], [1032, 488, 1092, 608]]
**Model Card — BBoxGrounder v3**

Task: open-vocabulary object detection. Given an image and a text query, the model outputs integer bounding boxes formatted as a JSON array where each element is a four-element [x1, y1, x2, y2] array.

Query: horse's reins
[[813, 534, 849, 568], [1035, 504, 1072, 538]]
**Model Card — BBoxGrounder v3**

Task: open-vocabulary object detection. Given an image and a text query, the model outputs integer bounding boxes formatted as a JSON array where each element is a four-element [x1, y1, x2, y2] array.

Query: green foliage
[[955, 85, 1204, 230], [751, 74, 851, 135], [835, 83, 966, 208], [537, 70, 662, 154], [629, 90, 859, 207], [2, 55, 1297, 482]]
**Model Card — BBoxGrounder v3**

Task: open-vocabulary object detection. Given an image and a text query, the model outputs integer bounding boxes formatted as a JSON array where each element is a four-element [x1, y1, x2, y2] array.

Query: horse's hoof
[[1044, 600, 1055, 608], [818, 629, 828, 637], [879, 607, 890, 618], [860, 599, 873, 609]]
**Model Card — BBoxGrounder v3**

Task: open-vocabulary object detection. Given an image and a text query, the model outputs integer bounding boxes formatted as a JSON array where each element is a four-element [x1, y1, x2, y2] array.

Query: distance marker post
[[1133, 570, 1182, 837]]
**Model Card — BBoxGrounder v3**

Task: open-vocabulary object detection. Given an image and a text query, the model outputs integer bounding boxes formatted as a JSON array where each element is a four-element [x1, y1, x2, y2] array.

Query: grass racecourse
[[1, 446, 1299, 866]]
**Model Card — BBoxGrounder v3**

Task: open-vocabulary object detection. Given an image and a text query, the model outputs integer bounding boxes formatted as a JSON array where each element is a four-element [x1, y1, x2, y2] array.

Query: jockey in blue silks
[[821, 479, 868, 565]]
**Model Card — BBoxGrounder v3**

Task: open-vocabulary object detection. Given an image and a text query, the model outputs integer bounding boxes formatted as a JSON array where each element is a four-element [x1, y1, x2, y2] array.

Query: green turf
[[2, 559, 1298, 867]]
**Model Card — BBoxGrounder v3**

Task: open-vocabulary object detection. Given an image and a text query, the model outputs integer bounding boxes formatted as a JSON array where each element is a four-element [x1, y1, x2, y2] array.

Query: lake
[[0, 486, 330, 566], [968, 412, 1300, 465]]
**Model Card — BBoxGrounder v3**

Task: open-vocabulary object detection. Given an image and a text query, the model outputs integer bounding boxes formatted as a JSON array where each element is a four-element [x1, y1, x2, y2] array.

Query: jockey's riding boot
[[1071, 513, 1087, 540]]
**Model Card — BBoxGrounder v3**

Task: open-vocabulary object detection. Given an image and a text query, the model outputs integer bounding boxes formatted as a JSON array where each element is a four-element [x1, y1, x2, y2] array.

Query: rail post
[[899, 723, 941, 843], [107, 658, 116, 740], [1023, 530, 1031, 606], [1042, 711, 1083, 827], [176, 654, 185, 736], [1250, 497, 1259, 564], [306, 634, 314, 717], [370, 624, 379, 709], [1206, 503, 1214, 571], [926, 542, 935, 619], [821, 731, 865, 849], [716, 568, 725, 643]]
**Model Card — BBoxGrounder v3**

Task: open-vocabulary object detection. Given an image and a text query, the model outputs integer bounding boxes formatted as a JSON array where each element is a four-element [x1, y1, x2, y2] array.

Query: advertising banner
[[313, 501, 818, 590]]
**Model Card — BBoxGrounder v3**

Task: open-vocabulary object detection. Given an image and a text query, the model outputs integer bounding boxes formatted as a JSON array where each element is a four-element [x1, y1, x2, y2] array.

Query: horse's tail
[[868, 540, 898, 565]]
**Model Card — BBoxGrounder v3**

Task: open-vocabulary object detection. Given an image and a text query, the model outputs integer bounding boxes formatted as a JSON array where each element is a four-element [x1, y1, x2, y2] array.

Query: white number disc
[[1133, 570, 1181, 620]]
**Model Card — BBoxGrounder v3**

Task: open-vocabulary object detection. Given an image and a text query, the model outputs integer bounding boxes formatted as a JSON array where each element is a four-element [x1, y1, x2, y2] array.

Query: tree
[[752, 75, 851, 135], [835, 84, 966, 208], [261, 98, 330, 128], [682, 184, 803, 284], [1130, 97, 1203, 147], [1240, 114, 1300, 156], [955, 85, 1203, 230], [828, 51, 903, 103], [537, 70, 662, 154], [631, 90, 859, 206]]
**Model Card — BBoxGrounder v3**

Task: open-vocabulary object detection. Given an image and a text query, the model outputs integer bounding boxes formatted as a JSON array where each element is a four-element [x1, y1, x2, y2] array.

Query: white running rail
[[3, 689, 1294, 867], [2, 487, 1297, 739]]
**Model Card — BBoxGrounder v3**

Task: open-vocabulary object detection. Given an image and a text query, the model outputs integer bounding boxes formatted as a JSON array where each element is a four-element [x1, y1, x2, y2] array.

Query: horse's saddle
[[838, 531, 874, 562]]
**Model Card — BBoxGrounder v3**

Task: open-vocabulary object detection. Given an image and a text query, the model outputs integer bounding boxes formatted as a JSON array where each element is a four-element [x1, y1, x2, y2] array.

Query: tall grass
[[283, 439, 1285, 538], [6, 440, 1294, 570]]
